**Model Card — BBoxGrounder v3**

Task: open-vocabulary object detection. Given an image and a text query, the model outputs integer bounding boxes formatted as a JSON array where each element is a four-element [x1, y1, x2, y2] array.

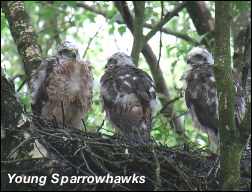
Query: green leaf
[[40, 6, 56, 21], [1, 13, 7, 31], [170, 60, 177, 74], [118, 26, 126, 36], [107, 7, 117, 17], [109, 26, 115, 35], [195, 33, 209, 42], [24, 1, 37, 6], [232, 1, 248, 12], [231, 1, 250, 17], [87, 14, 95, 23], [145, 6, 154, 21], [65, 1, 77, 8], [169, 133, 180, 139]]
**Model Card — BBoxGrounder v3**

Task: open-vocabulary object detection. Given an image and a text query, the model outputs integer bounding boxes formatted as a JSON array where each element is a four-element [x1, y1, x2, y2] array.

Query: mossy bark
[[214, 1, 246, 190]]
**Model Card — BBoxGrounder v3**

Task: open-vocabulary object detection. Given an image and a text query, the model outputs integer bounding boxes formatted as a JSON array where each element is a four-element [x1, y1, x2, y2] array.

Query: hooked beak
[[70, 50, 77, 59], [105, 63, 109, 69]]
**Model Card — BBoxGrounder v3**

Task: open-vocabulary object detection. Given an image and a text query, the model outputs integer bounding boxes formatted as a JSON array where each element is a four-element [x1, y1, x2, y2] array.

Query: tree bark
[[231, 6, 251, 73], [214, 2, 246, 190], [1, 68, 25, 160], [114, 1, 184, 135], [240, 24, 251, 143], [242, 25, 251, 109], [1, 1, 43, 82], [186, 1, 214, 50], [131, 1, 145, 65]]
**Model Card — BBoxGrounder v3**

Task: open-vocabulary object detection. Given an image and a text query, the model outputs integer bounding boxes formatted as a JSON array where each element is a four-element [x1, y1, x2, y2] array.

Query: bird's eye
[[108, 58, 116, 65], [59, 49, 66, 55], [196, 55, 203, 59]]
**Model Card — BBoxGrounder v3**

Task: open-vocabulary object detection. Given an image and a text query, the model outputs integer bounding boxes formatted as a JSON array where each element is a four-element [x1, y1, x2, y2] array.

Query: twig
[[158, 95, 183, 115], [144, 1, 188, 44], [83, 24, 103, 58], [80, 149, 97, 176], [60, 100, 65, 127], [7, 137, 32, 159], [96, 120, 104, 132], [152, 144, 161, 191], [52, 115, 59, 128], [113, 33, 121, 51], [157, 1, 164, 70], [81, 118, 87, 132], [16, 78, 27, 92], [76, 2, 200, 45]]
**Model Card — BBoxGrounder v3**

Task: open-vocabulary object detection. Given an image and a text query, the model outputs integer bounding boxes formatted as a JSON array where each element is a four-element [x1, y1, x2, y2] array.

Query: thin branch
[[113, 33, 121, 51], [152, 144, 161, 190], [159, 96, 183, 115], [6, 137, 31, 159], [60, 100, 65, 128], [77, 2, 200, 45], [81, 119, 87, 132], [240, 106, 251, 140], [16, 78, 27, 92], [83, 24, 103, 58], [38, 13, 75, 34], [157, 1, 164, 69], [147, 23, 201, 45], [144, 1, 188, 44]]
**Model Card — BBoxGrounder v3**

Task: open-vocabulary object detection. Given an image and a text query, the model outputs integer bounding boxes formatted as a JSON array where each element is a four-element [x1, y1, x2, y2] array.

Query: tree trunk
[[214, 2, 246, 190], [1, 68, 25, 160], [1, 1, 43, 82]]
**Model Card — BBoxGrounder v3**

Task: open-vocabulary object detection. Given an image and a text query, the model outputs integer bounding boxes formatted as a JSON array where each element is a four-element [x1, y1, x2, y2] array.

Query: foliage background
[[1, 1, 250, 148]]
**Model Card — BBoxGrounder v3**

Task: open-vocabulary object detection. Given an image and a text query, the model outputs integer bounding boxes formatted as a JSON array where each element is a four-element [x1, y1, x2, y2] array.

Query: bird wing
[[185, 65, 219, 134], [30, 56, 58, 115]]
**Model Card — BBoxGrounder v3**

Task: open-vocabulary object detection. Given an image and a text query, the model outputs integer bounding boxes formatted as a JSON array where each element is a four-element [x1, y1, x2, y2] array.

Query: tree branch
[[1, 68, 26, 160], [76, 2, 200, 45], [83, 25, 103, 58], [240, 24, 251, 143], [1, 68, 23, 128], [185, 1, 214, 50], [240, 106, 251, 139], [1, 1, 43, 82], [144, 1, 188, 44], [242, 24, 251, 108], [231, 6, 250, 72], [214, 2, 245, 189], [131, 1, 145, 65], [114, 1, 184, 135]]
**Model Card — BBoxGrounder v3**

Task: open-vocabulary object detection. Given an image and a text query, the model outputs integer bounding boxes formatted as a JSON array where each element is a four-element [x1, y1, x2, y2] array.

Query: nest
[[1, 116, 251, 191]]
